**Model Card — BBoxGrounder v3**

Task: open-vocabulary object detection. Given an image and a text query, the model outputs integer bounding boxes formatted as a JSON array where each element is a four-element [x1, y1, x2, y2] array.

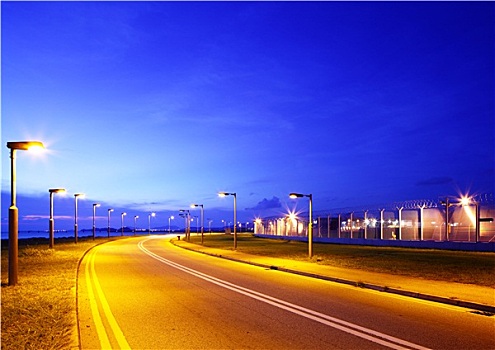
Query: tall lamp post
[[148, 212, 156, 235], [289, 192, 313, 258], [92, 203, 101, 240], [49, 188, 66, 249], [121, 212, 127, 236], [191, 204, 204, 244], [107, 208, 114, 237], [218, 192, 237, 249], [134, 215, 139, 235], [7, 140, 45, 286], [179, 209, 190, 240], [74, 193, 84, 244], [168, 215, 174, 233]]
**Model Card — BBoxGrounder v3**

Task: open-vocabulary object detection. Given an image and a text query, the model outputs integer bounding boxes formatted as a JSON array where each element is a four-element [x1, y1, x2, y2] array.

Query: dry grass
[[1, 237, 115, 350], [188, 234, 495, 287]]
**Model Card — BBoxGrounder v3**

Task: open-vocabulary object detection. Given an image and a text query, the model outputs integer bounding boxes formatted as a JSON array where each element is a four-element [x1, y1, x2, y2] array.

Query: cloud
[[22, 215, 73, 221], [246, 197, 282, 211], [415, 177, 454, 186]]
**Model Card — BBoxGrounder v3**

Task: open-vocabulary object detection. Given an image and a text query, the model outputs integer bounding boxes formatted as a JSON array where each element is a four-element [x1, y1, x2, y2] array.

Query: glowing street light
[[107, 208, 114, 237], [7, 141, 45, 286], [169, 215, 174, 233], [74, 193, 85, 244], [48, 188, 66, 249], [148, 212, 156, 235], [121, 212, 127, 236], [218, 192, 237, 249], [92, 203, 101, 240], [134, 215, 139, 235], [289, 192, 313, 258], [191, 204, 204, 244]]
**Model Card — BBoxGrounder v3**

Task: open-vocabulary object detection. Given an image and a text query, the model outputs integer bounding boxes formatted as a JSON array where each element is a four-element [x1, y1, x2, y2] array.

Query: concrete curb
[[172, 240, 495, 315]]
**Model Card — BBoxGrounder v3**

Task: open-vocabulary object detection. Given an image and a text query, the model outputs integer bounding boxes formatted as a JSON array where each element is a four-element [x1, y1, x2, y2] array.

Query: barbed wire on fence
[[393, 199, 438, 210], [284, 193, 494, 220]]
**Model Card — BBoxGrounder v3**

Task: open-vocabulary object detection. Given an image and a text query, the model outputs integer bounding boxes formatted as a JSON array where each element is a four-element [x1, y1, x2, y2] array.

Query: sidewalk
[[172, 239, 495, 314]]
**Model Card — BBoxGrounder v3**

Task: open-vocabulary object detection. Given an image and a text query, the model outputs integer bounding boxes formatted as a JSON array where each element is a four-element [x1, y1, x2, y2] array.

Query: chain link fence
[[255, 195, 495, 243]]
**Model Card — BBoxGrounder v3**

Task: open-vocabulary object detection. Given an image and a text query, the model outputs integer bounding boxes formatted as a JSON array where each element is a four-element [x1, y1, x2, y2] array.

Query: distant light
[[460, 196, 471, 206], [49, 188, 66, 194]]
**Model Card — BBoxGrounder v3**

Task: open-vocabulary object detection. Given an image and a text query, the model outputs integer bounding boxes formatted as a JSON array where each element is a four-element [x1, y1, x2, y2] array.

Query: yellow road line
[[87, 247, 132, 349], [85, 249, 112, 349]]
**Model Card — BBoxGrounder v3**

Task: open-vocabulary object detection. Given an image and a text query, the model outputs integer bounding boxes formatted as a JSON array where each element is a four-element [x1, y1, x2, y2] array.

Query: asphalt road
[[78, 236, 494, 349]]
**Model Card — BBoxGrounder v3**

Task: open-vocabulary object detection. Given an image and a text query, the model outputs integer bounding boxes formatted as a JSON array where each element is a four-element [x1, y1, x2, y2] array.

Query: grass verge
[[187, 233, 495, 287], [1, 237, 117, 350]]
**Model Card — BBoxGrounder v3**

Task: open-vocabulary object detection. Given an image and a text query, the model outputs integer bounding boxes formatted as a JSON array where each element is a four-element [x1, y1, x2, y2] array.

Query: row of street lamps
[[50, 193, 168, 245], [70, 190, 314, 261], [216, 191, 314, 258], [6, 140, 314, 285]]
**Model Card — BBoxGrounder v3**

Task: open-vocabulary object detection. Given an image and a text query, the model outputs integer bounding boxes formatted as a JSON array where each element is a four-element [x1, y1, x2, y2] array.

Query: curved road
[[78, 236, 494, 349]]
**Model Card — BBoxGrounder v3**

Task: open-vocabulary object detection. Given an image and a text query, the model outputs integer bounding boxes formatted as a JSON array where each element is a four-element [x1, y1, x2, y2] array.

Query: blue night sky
[[1, 1, 494, 233]]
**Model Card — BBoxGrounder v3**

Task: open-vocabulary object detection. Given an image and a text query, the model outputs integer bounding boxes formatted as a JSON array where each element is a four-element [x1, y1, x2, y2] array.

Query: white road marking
[[139, 237, 431, 350]]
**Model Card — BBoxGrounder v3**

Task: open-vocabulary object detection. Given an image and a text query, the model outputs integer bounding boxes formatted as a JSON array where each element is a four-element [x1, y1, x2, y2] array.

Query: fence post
[[364, 210, 368, 239], [380, 209, 385, 240]]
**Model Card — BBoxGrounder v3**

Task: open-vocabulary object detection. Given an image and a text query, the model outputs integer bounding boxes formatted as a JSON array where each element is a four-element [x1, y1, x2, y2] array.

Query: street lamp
[[7, 141, 45, 286], [121, 212, 127, 236], [289, 192, 313, 258], [48, 188, 66, 249], [191, 204, 204, 244], [192, 216, 199, 233], [74, 193, 85, 244], [148, 212, 156, 235], [107, 208, 114, 237], [168, 215, 174, 233], [179, 210, 190, 240], [92, 203, 101, 240], [134, 215, 139, 235], [218, 192, 237, 249]]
